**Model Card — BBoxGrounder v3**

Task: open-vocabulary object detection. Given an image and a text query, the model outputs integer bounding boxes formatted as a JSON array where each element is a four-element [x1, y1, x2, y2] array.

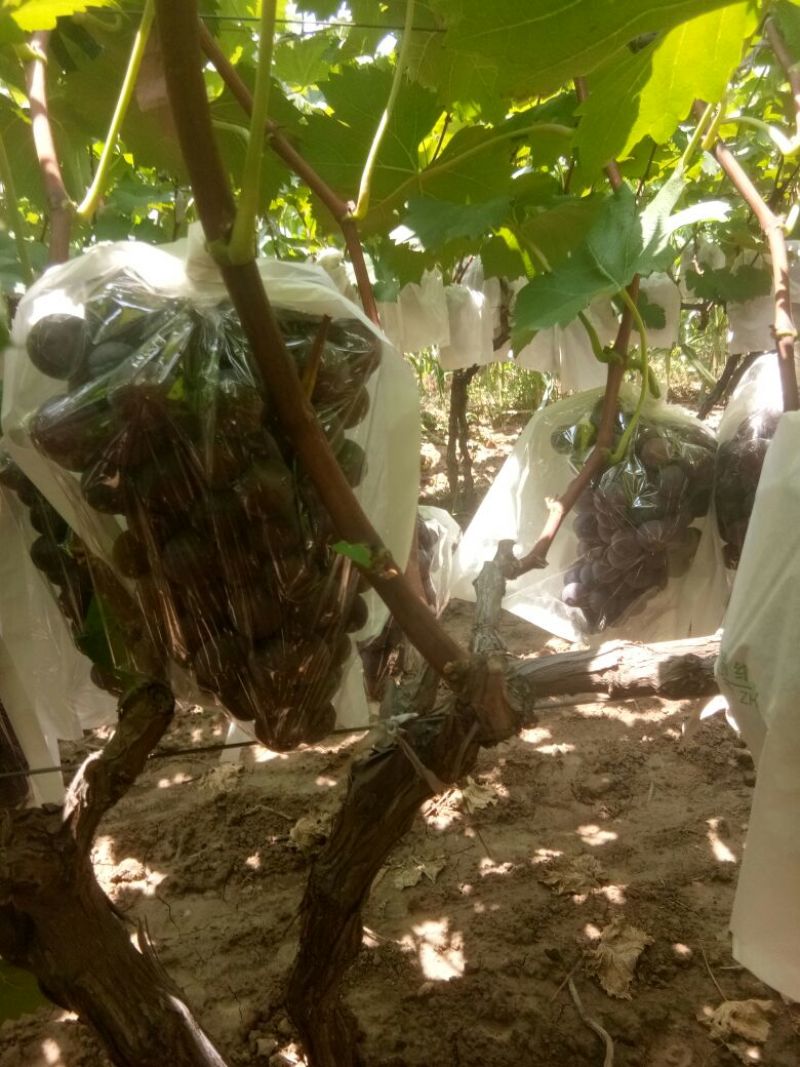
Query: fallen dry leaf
[[538, 853, 606, 895], [585, 919, 653, 998], [702, 999, 776, 1045], [393, 857, 446, 889], [459, 776, 500, 811]]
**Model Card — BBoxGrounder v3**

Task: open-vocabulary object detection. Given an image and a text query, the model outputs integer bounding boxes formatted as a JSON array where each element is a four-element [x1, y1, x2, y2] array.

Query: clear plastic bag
[[2, 231, 420, 752], [713, 354, 782, 571], [417, 504, 462, 617], [452, 385, 725, 643]]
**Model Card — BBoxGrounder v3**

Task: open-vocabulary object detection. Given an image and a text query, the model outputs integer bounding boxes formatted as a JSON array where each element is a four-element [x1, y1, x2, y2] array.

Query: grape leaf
[[298, 64, 441, 215], [637, 290, 667, 329], [480, 233, 526, 280], [513, 181, 681, 337], [686, 263, 772, 301], [273, 32, 335, 89], [332, 541, 375, 568], [400, 196, 510, 250], [6, 0, 115, 31], [574, 3, 756, 176], [416, 0, 749, 109], [521, 196, 606, 269], [774, 0, 800, 57]]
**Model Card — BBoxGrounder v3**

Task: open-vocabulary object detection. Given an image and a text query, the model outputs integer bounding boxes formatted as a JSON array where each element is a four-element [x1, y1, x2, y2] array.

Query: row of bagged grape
[[12, 273, 382, 751]]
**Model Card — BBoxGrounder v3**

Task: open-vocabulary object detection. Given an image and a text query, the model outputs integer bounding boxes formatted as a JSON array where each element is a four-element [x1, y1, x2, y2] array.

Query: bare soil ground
[[3, 401, 799, 1067]]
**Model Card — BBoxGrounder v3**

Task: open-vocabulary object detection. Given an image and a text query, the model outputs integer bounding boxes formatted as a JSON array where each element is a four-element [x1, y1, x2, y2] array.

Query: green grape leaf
[[415, 0, 749, 109], [774, 0, 800, 57], [480, 233, 526, 280], [0, 230, 47, 292], [520, 196, 606, 269], [686, 263, 772, 301], [332, 540, 376, 569], [6, 0, 115, 32], [574, 2, 756, 176], [273, 32, 335, 89], [298, 63, 441, 216], [637, 290, 667, 329], [400, 196, 510, 250], [513, 180, 682, 337]]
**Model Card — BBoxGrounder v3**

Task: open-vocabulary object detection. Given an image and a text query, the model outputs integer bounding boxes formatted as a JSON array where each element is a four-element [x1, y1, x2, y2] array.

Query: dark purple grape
[[591, 559, 621, 586], [26, 314, 88, 379], [564, 562, 583, 585], [562, 582, 587, 607], [639, 436, 674, 468], [573, 512, 599, 540], [28, 499, 68, 539]]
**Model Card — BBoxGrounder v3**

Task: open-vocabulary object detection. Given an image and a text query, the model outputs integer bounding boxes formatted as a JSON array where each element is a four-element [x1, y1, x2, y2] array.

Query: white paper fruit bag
[[717, 411, 800, 1001]]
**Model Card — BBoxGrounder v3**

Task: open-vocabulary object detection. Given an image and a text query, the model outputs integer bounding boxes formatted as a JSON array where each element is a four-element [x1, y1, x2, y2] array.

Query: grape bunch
[[22, 276, 381, 750], [0, 450, 155, 693], [714, 410, 779, 568], [557, 413, 716, 632]]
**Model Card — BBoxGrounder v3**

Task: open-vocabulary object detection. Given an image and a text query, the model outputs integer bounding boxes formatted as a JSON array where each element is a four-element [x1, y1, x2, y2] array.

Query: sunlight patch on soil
[[576, 823, 618, 846], [402, 919, 465, 981]]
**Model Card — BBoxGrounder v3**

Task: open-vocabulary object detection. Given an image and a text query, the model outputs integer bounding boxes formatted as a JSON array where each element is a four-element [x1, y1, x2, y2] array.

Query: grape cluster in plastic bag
[[714, 410, 779, 569], [554, 401, 717, 631], [22, 276, 380, 751]]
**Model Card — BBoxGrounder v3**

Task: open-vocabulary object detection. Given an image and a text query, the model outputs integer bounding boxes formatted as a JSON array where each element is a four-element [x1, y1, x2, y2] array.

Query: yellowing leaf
[[8, 0, 115, 32]]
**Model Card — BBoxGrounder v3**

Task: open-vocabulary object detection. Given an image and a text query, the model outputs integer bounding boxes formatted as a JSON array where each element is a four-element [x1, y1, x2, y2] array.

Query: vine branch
[[24, 32, 72, 264], [694, 99, 799, 411], [197, 20, 380, 325], [75, 0, 155, 221], [155, 0, 467, 679]]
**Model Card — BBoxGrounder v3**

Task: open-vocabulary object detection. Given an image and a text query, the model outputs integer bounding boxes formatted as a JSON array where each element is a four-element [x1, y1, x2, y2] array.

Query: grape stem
[[228, 0, 277, 263], [75, 0, 155, 221], [24, 32, 72, 264], [154, 0, 468, 678], [608, 287, 649, 464], [350, 0, 416, 221], [693, 98, 800, 411], [0, 129, 34, 285], [503, 278, 639, 579], [197, 20, 380, 326]]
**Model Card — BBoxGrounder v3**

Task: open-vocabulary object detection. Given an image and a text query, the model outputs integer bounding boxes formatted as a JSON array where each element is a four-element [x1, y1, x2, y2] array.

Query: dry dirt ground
[[3, 404, 799, 1067]]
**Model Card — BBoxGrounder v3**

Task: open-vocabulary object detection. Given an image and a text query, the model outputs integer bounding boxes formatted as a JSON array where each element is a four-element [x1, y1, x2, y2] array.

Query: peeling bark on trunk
[[0, 683, 230, 1067]]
